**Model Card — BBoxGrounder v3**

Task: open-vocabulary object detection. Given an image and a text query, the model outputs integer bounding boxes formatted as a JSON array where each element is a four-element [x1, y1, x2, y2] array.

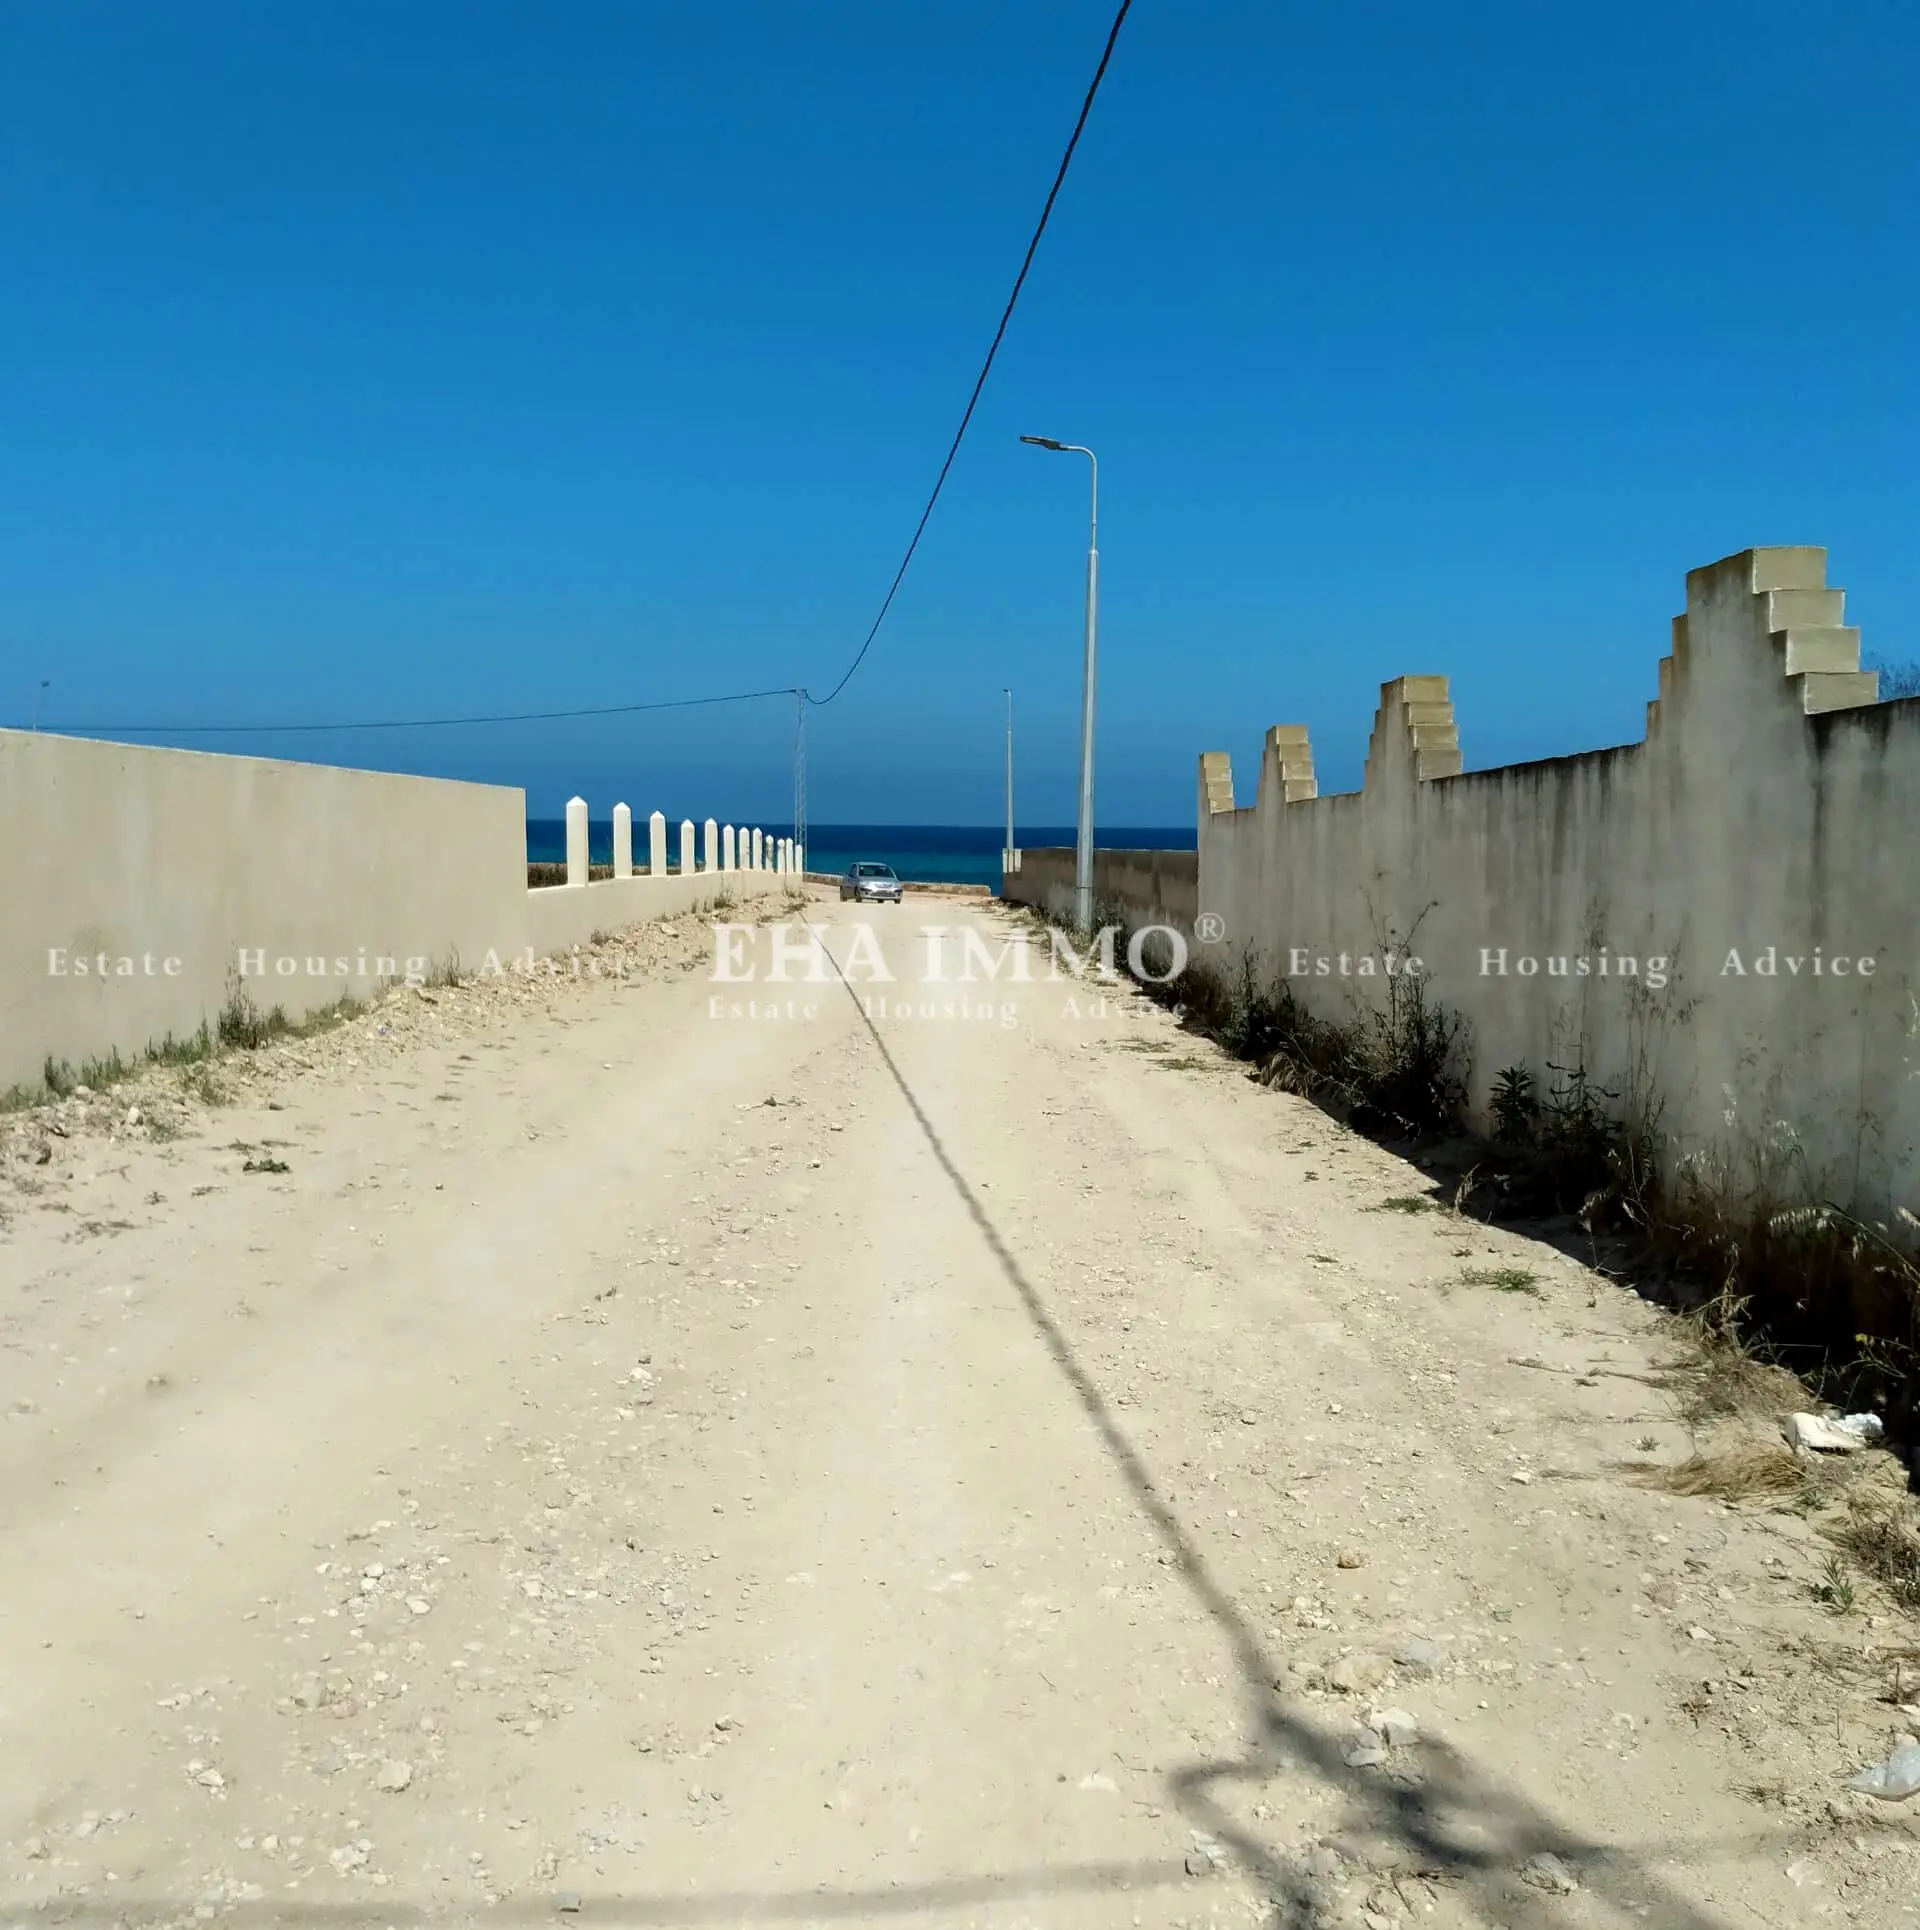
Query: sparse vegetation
[[1373, 1194, 1434, 1214], [1479, 1056, 1661, 1231], [1017, 894, 1920, 1455], [1666, 1319, 1808, 1427], [1830, 1490, 1920, 1610], [1, 960, 453, 1117], [1074, 907, 1467, 1142], [4, 1020, 219, 1112], [1812, 1553, 1858, 1615], [1462, 1264, 1541, 1296]]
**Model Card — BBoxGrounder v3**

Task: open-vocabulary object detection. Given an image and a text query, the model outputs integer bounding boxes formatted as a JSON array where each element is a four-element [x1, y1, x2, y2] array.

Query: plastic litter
[[1785, 1411, 1884, 1454], [1847, 1741, 1920, 1801]]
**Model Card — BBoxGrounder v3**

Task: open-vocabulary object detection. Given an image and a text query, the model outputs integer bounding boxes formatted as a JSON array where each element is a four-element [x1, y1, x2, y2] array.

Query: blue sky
[[4, 0, 1915, 826]]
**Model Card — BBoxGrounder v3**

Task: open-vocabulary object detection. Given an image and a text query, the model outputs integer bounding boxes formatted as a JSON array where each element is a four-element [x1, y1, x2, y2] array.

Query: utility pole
[[31, 679, 48, 732], [1003, 688, 1015, 876], [1018, 436, 1099, 933], [792, 687, 808, 880]]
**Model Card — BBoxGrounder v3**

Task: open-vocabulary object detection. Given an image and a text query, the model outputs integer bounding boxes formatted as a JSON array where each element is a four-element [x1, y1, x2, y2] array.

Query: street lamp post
[[1003, 687, 1015, 878], [1019, 435, 1098, 934]]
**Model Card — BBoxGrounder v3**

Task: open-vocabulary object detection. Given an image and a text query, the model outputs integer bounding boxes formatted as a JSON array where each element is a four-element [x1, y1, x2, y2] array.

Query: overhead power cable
[[34, 686, 799, 737], [22, 0, 1132, 741], [805, 0, 1134, 708]]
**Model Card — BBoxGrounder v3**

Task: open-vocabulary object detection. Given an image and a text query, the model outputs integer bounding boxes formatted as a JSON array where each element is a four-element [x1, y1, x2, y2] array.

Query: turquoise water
[[526, 821, 1193, 891]]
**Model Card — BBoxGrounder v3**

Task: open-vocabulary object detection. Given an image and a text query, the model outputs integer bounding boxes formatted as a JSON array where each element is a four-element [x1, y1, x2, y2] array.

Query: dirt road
[[3, 893, 1916, 1928]]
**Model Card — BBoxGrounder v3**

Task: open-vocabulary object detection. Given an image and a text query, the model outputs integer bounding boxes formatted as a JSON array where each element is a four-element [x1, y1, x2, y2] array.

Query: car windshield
[[854, 864, 895, 878]]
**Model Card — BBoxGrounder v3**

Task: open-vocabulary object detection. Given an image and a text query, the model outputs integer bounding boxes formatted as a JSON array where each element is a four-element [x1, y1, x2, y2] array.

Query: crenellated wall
[[1185, 547, 1919, 1218]]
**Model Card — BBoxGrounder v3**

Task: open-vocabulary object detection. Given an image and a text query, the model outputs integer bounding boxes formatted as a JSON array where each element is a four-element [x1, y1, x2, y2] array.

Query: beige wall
[[2, 731, 527, 1090], [526, 869, 769, 956], [1, 729, 771, 1093], [1014, 549, 1918, 1222], [1003, 847, 1198, 938], [1197, 547, 1920, 1218]]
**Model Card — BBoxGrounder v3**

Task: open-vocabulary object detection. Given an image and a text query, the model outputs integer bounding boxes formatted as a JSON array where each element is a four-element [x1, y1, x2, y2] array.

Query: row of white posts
[[559, 797, 803, 887]]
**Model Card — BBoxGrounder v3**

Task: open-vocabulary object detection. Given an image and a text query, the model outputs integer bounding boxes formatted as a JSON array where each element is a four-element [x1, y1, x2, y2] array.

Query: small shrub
[[1812, 1553, 1858, 1614], [1462, 1265, 1541, 1296], [1831, 1492, 1920, 1609], [1218, 954, 1298, 1063], [179, 1061, 229, 1106], [1490, 1065, 1537, 1146]]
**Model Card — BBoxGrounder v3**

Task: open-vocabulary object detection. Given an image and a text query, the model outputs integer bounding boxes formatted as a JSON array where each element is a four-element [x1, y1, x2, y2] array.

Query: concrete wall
[[526, 869, 756, 954], [0, 729, 774, 1093], [1003, 848, 1198, 936], [1016, 549, 1920, 1222], [1205, 547, 1920, 1217]]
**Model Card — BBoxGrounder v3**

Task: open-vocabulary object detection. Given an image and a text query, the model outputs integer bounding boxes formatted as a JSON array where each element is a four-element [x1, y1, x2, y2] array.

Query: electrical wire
[[805, 0, 1133, 707], [34, 686, 800, 737], [21, 0, 1133, 740]]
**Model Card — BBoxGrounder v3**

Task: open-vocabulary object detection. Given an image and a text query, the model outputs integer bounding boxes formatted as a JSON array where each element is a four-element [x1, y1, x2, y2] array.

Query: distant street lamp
[[30, 679, 49, 732], [1019, 435, 1098, 934], [1003, 687, 1015, 879]]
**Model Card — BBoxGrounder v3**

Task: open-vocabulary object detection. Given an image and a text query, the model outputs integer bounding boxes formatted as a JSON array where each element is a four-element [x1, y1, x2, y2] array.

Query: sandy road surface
[[4, 891, 1918, 1928]]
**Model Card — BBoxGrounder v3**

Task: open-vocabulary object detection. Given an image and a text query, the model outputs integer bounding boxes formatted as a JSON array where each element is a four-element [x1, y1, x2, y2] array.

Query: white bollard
[[565, 796, 589, 887], [649, 810, 667, 876], [703, 818, 718, 873], [752, 828, 763, 870], [794, 843, 805, 878], [723, 824, 736, 870], [612, 803, 633, 880], [679, 818, 697, 875]]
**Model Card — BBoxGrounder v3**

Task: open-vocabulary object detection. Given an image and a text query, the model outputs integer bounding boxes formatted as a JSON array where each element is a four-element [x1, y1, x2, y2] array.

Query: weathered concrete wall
[[1186, 547, 1918, 1219], [0, 731, 527, 1090], [1002, 848, 1198, 934], [0, 729, 772, 1092], [526, 869, 763, 955]]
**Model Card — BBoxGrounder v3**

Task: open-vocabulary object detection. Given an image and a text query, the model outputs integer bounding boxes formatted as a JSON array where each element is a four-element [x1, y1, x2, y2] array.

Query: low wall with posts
[[1001, 847, 1198, 933], [525, 796, 793, 953], [1024, 547, 1918, 1221], [0, 731, 785, 1094]]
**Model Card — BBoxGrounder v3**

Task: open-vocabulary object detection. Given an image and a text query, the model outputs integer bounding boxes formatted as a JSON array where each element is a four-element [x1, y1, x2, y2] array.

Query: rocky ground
[[3, 890, 1920, 1929]]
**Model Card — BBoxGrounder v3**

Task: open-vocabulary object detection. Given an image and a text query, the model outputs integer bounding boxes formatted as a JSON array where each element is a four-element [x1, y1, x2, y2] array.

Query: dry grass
[[1829, 1490, 1920, 1610], [1624, 1441, 1806, 1499], [1665, 1329, 1809, 1426]]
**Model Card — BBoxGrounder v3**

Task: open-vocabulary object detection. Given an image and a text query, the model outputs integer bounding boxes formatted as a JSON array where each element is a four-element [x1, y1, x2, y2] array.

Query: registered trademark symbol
[[1195, 912, 1226, 944]]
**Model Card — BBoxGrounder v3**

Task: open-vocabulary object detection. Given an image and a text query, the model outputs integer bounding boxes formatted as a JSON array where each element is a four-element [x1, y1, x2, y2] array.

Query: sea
[[524, 821, 1193, 892]]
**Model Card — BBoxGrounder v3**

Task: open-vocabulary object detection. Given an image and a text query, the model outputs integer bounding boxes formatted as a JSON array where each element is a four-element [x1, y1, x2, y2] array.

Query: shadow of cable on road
[[819, 925, 1751, 1930], [0, 914, 1773, 1930], [0, 1859, 1199, 1928]]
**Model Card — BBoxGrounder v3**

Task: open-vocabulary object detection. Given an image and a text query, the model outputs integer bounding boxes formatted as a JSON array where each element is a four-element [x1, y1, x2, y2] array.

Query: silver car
[[839, 861, 903, 904]]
